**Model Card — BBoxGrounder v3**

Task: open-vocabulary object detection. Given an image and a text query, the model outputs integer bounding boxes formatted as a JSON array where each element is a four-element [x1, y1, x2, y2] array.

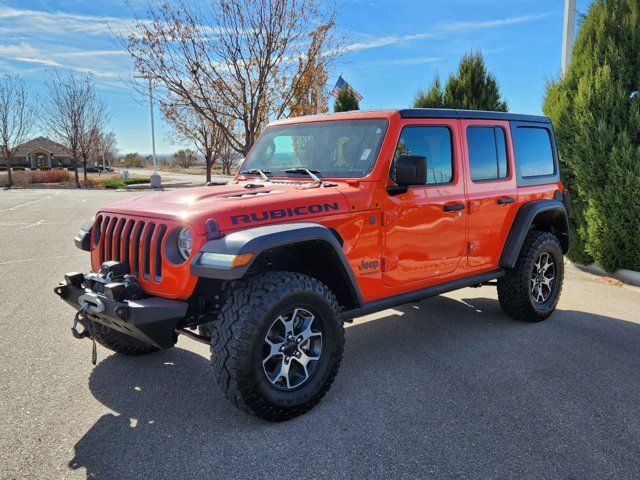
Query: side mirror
[[388, 155, 427, 195]]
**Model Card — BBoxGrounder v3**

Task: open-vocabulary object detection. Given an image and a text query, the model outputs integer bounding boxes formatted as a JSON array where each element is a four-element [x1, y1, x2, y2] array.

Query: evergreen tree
[[444, 51, 507, 111], [333, 87, 360, 112], [412, 51, 507, 111], [543, 0, 640, 271], [412, 75, 445, 108]]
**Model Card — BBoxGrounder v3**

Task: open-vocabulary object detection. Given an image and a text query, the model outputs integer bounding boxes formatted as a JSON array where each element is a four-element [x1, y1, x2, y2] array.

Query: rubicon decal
[[230, 202, 341, 225]]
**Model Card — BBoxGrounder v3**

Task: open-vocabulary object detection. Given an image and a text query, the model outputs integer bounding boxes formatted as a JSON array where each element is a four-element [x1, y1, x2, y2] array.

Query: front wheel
[[210, 272, 344, 421], [498, 231, 564, 322]]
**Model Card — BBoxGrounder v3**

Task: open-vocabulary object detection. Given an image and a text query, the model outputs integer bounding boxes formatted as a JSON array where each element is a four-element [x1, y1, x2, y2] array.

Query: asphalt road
[[1, 188, 640, 479]]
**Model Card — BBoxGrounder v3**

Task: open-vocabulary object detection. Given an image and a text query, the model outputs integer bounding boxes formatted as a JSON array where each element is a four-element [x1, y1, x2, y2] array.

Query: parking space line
[[16, 220, 44, 231], [0, 196, 51, 212]]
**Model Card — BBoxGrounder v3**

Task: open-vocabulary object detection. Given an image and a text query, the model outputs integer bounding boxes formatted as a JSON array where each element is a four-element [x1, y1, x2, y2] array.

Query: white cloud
[[0, 6, 135, 36], [439, 13, 554, 33], [345, 12, 553, 52], [0, 41, 124, 80]]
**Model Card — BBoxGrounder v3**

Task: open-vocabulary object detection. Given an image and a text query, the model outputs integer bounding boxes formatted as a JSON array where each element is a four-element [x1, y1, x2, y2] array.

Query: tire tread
[[210, 271, 344, 421], [498, 231, 564, 322]]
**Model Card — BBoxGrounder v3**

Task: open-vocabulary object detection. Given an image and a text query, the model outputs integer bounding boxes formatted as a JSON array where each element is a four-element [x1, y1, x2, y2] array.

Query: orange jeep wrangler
[[56, 109, 570, 421]]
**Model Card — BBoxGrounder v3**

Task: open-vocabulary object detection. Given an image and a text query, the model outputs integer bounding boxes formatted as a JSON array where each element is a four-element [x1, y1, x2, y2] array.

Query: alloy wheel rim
[[531, 251, 555, 304], [262, 307, 323, 391]]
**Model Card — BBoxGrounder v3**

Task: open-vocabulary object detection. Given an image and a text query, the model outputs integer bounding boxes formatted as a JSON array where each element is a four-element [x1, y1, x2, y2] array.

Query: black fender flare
[[190, 222, 363, 306], [500, 199, 570, 268]]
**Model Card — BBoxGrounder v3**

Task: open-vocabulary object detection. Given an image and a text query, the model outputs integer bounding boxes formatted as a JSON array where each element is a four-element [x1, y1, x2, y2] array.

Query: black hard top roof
[[398, 108, 550, 123]]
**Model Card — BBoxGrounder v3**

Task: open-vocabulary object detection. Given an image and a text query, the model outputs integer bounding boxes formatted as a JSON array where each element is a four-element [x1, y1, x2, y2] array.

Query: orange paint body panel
[[90, 110, 562, 303]]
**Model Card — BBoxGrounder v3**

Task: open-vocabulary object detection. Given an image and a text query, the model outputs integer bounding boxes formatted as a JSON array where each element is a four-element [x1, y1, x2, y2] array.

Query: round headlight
[[177, 228, 193, 260]]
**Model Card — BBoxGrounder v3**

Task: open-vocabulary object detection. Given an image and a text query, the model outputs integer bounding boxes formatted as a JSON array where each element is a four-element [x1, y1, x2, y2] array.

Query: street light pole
[[561, 0, 577, 76], [134, 74, 161, 188]]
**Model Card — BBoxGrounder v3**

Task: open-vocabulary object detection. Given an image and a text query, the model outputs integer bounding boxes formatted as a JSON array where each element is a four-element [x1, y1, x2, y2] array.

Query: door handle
[[443, 202, 465, 212], [497, 196, 515, 205]]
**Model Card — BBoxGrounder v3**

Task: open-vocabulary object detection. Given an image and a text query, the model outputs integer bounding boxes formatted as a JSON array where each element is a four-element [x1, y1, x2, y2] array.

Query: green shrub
[[543, 0, 640, 271], [103, 179, 126, 189], [124, 178, 150, 185]]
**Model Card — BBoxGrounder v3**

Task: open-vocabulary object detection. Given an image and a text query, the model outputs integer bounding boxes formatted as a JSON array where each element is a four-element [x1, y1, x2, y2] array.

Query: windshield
[[240, 119, 388, 178]]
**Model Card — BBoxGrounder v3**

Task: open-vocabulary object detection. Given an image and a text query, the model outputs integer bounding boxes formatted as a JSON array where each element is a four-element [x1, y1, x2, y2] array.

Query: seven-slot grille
[[94, 215, 168, 282]]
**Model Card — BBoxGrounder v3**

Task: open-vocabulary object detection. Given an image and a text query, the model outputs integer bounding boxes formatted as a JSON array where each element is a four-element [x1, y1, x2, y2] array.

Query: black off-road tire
[[210, 271, 344, 422], [86, 319, 160, 355], [498, 231, 564, 322]]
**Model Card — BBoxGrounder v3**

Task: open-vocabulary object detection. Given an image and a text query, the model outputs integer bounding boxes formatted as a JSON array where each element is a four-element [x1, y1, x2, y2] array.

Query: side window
[[393, 126, 453, 185], [467, 127, 508, 181], [512, 127, 555, 177]]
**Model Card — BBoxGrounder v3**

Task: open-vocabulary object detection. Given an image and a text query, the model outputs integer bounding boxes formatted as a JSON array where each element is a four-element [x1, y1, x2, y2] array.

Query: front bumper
[[54, 278, 188, 349]]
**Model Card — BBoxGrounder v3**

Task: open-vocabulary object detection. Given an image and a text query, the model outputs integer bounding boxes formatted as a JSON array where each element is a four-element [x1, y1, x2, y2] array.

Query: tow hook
[[71, 305, 98, 365], [71, 306, 90, 339]]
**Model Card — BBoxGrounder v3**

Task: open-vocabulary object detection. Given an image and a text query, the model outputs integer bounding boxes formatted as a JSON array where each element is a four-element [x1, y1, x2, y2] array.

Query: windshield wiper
[[240, 168, 271, 182], [284, 167, 321, 183]]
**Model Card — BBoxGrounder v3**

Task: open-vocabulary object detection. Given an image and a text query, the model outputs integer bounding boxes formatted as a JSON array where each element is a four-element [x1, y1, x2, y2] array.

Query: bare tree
[[78, 99, 109, 180], [172, 148, 198, 168], [0, 75, 37, 188], [219, 139, 239, 175], [162, 99, 229, 182], [289, 23, 331, 117], [93, 131, 119, 170], [44, 73, 105, 187], [123, 0, 341, 156]]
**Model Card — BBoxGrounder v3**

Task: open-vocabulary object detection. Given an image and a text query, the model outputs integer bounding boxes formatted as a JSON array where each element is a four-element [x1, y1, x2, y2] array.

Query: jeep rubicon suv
[[56, 109, 570, 421]]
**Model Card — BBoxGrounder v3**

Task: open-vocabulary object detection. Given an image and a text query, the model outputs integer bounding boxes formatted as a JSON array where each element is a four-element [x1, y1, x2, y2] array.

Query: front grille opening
[[92, 216, 102, 247], [104, 217, 116, 261], [113, 218, 126, 261], [132, 221, 145, 275], [154, 225, 167, 282], [99, 216, 109, 261], [121, 220, 135, 266], [143, 223, 155, 279]]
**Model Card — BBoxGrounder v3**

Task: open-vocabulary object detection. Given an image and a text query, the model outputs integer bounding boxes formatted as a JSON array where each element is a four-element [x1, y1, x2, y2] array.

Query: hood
[[100, 181, 350, 233]]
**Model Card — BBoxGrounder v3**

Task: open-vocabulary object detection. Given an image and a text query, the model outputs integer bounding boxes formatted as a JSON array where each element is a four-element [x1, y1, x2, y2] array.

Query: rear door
[[461, 119, 517, 267], [381, 119, 467, 286]]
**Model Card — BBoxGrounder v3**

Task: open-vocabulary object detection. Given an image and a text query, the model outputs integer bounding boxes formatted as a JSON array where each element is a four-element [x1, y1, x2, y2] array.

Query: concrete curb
[[570, 261, 640, 287]]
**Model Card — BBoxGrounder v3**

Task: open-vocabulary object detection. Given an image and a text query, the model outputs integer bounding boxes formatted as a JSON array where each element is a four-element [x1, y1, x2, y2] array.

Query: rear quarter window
[[512, 127, 555, 178]]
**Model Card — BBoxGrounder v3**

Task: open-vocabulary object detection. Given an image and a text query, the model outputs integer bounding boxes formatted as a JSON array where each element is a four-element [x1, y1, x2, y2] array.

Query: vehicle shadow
[[70, 295, 640, 479]]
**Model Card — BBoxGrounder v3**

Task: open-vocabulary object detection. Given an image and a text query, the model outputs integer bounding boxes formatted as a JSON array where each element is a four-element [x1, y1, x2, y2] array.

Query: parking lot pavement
[[2, 188, 640, 479]]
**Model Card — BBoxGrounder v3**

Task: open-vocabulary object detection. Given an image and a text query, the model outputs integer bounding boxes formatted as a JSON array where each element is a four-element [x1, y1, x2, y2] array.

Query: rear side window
[[512, 127, 555, 177], [393, 126, 453, 185], [467, 127, 508, 181]]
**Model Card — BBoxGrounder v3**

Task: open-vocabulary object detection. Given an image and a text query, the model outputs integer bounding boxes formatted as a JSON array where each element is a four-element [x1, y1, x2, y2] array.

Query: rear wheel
[[498, 231, 564, 322], [210, 272, 344, 421], [86, 319, 160, 355]]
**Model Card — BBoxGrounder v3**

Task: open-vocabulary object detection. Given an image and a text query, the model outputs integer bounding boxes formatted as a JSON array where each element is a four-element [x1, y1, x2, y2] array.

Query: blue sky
[[0, 0, 590, 154]]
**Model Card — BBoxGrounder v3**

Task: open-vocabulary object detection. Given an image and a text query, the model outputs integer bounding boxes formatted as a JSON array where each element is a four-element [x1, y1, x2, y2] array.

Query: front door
[[461, 119, 517, 267], [382, 120, 467, 287]]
